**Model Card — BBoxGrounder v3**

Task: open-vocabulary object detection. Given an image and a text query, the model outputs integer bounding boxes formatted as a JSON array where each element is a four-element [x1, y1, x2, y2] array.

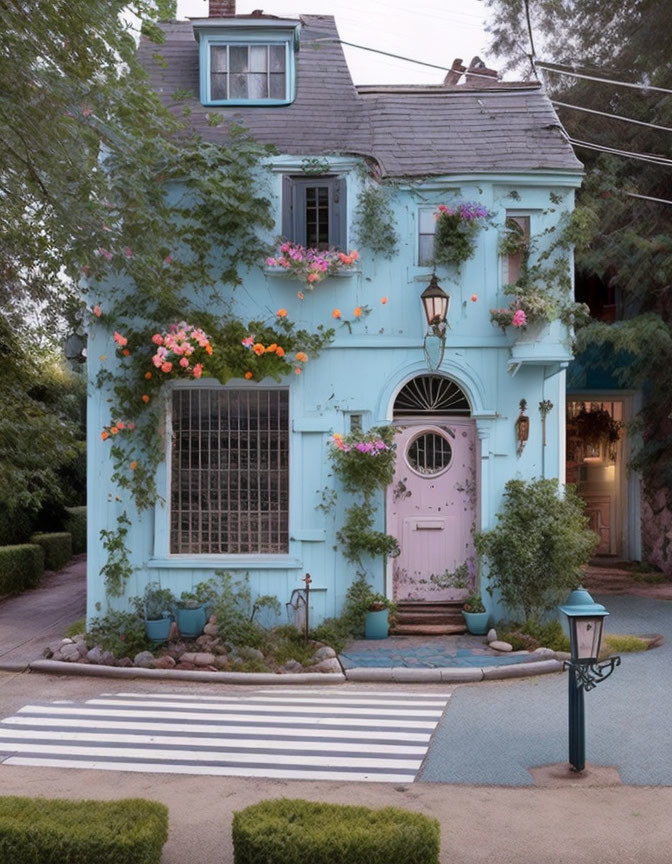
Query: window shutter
[[331, 177, 347, 249], [281, 175, 294, 240]]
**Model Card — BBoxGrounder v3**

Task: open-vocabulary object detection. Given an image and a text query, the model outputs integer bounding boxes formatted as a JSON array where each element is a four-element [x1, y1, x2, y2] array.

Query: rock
[[168, 622, 180, 641], [193, 652, 216, 667], [203, 623, 219, 637], [60, 643, 80, 661], [305, 657, 342, 673], [238, 646, 264, 662], [212, 640, 227, 655], [154, 655, 176, 669], [533, 647, 556, 657], [176, 661, 198, 670], [283, 659, 304, 673], [101, 651, 117, 666], [61, 638, 74, 645], [86, 645, 107, 664], [208, 614, 217, 625], [486, 628, 498, 643], [166, 641, 186, 660], [312, 646, 336, 661], [213, 656, 229, 671], [489, 640, 513, 652], [133, 650, 156, 668], [42, 646, 54, 659], [196, 634, 216, 649], [555, 651, 571, 661], [117, 657, 134, 667], [76, 641, 90, 658], [180, 652, 197, 664]]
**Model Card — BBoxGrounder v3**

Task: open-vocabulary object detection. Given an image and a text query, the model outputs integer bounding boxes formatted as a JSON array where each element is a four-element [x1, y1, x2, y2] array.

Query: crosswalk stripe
[[0, 689, 449, 783]]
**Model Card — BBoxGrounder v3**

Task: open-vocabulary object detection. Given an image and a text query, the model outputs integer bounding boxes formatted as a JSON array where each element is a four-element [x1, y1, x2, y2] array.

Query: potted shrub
[[176, 590, 209, 637], [135, 583, 176, 643], [364, 594, 396, 640], [461, 592, 489, 635]]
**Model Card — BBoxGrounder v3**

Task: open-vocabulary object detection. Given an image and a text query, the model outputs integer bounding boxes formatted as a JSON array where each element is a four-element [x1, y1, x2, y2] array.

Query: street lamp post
[[420, 274, 450, 370], [559, 587, 621, 772]]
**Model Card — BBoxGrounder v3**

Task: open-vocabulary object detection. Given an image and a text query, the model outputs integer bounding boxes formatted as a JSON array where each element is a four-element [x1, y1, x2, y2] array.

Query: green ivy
[[354, 183, 399, 257]]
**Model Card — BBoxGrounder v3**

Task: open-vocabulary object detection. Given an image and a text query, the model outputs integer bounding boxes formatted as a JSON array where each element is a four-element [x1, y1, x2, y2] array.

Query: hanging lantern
[[516, 398, 529, 456], [421, 275, 449, 371]]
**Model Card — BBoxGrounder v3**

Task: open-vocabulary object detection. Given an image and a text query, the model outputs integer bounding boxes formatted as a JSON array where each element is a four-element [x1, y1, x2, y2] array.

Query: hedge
[[0, 544, 44, 595], [30, 532, 72, 571], [232, 799, 440, 864], [0, 506, 33, 547], [0, 796, 169, 864], [64, 506, 86, 554]]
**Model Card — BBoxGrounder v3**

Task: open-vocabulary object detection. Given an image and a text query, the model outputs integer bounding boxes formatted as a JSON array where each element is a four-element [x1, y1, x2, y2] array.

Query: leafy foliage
[[29, 533, 72, 572], [475, 479, 599, 624], [0, 544, 44, 595], [498, 619, 571, 653], [99, 512, 134, 597], [354, 183, 399, 257], [87, 609, 150, 658]]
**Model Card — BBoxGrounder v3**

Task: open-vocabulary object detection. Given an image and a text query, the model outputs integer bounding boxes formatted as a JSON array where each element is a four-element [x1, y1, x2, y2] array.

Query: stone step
[[395, 612, 464, 625], [390, 623, 468, 636]]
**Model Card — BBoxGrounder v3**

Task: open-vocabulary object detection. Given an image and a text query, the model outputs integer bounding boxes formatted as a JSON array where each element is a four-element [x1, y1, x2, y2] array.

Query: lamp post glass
[[572, 617, 604, 663], [421, 275, 449, 330]]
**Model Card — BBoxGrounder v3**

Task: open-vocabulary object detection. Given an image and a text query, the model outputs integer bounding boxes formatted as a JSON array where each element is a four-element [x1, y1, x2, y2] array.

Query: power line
[[522, 0, 539, 81], [624, 191, 672, 206], [537, 61, 672, 95], [564, 136, 672, 167], [551, 100, 672, 133]]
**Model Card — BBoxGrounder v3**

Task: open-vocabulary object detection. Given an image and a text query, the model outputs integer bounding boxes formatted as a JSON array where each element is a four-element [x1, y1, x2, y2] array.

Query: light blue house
[[86, 1, 585, 626]]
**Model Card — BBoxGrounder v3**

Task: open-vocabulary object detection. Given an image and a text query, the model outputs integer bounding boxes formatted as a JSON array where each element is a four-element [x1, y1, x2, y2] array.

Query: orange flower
[[116, 422, 125, 430], [350, 250, 359, 260], [332, 308, 341, 319], [110, 426, 119, 435], [144, 371, 152, 380], [307, 273, 319, 283], [266, 343, 277, 353], [142, 394, 150, 403], [99, 355, 107, 361], [296, 351, 308, 363], [294, 367, 302, 375], [129, 461, 138, 471], [381, 297, 388, 304], [113, 331, 127, 347], [471, 293, 478, 302], [275, 346, 285, 358], [122, 348, 130, 356], [276, 308, 288, 318], [253, 343, 265, 356], [101, 430, 110, 441], [205, 343, 213, 355], [353, 307, 362, 318], [244, 371, 253, 380]]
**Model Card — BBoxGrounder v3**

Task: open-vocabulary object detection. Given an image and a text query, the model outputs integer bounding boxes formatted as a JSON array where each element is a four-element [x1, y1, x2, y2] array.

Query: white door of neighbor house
[[387, 420, 478, 601]]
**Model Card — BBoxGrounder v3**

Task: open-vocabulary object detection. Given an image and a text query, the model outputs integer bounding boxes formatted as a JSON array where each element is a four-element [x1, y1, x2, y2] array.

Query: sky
[[175, 0, 502, 86]]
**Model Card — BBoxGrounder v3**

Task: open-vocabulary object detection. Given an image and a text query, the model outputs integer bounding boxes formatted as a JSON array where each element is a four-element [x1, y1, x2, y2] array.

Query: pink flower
[[123, 247, 133, 258], [512, 309, 527, 328], [161, 361, 172, 373], [113, 331, 128, 347], [266, 257, 276, 266], [92, 305, 102, 318], [179, 357, 189, 368], [98, 248, 113, 261], [193, 364, 203, 378], [151, 333, 164, 345], [307, 273, 319, 284], [164, 255, 173, 264], [241, 336, 255, 348]]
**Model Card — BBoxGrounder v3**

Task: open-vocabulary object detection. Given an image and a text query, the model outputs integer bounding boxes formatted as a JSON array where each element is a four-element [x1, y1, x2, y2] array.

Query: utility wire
[[522, 0, 539, 81], [537, 62, 672, 95], [564, 135, 672, 167], [551, 100, 672, 133], [624, 191, 672, 206]]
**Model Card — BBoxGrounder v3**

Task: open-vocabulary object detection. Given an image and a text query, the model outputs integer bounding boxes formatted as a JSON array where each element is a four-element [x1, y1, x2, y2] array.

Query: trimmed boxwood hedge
[[30, 532, 72, 571], [232, 799, 440, 864], [0, 544, 44, 595], [64, 506, 86, 554], [0, 796, 168, 864]]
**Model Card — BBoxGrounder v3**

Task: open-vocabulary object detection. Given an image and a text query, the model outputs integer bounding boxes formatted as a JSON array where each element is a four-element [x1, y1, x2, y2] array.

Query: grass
[[64, 617, 86, 638], [602, 633, 650, 654]]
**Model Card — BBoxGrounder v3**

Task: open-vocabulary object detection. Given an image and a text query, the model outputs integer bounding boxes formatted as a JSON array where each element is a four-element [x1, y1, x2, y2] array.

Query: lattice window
[[170, 388, 289, 554], [393, 375, 471, 417]]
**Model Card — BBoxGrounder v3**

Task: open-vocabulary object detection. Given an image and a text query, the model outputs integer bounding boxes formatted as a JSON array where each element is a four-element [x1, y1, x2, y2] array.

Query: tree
[[483, 0, 672, 566]]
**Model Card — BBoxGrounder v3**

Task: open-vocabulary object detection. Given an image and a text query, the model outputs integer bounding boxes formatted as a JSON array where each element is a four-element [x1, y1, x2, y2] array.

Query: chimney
[[443, 58, 466, 87], [464, 56, 498, 87], [209, 0, 235, 16]]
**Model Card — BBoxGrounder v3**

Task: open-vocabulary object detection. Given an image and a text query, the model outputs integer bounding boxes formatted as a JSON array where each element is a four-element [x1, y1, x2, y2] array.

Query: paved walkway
[[0, 555, 86, 669]]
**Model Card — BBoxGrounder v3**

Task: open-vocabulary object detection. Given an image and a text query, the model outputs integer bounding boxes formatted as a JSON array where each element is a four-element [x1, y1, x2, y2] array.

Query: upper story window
[[193, 20, 299, 106], [282, 176, 347, 249], [210, 42, 288, 101], [503, 213, 530, 284], [418, 208, 436, 267]]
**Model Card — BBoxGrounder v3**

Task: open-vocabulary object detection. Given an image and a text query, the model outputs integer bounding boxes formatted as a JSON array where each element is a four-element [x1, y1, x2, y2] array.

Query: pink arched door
[[387, 420, 478, 601]]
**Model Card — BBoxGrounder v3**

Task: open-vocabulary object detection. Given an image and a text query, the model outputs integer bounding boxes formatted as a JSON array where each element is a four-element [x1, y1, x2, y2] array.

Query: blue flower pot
[[462, 610, 490, 635], [365, 608, 389, 640], [145, 615, 172, 643], [176, 605, 207, 638]]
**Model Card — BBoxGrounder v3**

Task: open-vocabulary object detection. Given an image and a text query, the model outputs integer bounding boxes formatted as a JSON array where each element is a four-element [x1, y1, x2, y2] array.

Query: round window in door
[[406, 431, 452, 476]]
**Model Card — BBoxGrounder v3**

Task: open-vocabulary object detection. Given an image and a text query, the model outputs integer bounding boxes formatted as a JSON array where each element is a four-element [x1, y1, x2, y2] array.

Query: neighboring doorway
[[386, 375, 477, 601]]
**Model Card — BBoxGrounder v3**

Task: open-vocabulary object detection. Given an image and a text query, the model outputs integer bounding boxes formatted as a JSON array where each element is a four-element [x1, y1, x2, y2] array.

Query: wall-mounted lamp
[[515, 398, 529, 456], [421, 274, 450, 370]]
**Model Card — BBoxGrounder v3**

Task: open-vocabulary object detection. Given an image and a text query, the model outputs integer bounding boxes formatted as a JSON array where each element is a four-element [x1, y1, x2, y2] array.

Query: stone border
[[0, 657, 564, 684]]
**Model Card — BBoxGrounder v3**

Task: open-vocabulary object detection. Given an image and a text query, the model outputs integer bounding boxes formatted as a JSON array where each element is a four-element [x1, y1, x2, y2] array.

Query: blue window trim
[[198, 29, 297, 107]]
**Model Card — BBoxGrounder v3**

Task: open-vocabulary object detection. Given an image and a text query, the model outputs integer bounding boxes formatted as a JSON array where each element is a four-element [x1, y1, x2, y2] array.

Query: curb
[[5, 657, 564, 685], [26, 659, 346, 685], [344, 659, 563, 683]]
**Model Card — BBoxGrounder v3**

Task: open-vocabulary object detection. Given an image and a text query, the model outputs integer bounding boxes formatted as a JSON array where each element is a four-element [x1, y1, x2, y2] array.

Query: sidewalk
[[0, 555, 86, 669]]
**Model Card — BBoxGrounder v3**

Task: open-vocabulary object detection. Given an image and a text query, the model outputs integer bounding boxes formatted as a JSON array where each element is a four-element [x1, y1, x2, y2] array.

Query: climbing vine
[[354, 183, 399, 258]]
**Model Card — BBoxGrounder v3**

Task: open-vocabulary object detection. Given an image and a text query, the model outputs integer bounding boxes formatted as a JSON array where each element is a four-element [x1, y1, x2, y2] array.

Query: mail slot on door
[[414, 520, 445, 530]]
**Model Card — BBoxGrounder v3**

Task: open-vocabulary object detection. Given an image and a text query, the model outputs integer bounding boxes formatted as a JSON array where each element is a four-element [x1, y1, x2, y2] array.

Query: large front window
[[170, 388, 289, 554]]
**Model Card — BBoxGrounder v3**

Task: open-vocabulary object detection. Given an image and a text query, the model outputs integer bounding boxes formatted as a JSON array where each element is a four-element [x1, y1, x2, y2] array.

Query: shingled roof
[[141, 15, 582, 177]]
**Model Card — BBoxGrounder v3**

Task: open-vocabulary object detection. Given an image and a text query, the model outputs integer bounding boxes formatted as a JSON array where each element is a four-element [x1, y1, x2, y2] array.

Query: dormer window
[[193, 19, 299, 106]]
